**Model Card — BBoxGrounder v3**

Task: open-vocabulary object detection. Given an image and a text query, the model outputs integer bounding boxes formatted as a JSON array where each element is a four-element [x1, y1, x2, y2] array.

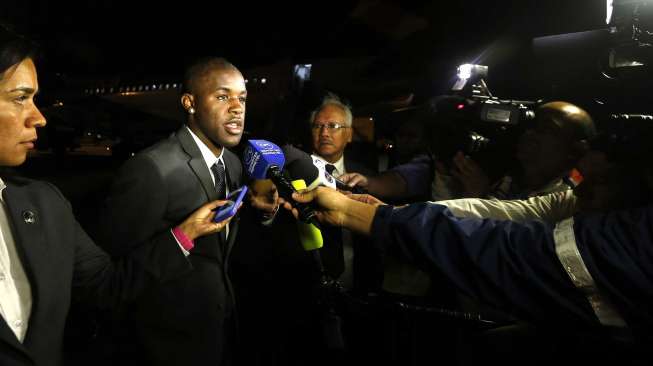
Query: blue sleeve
[[573, 207, 653, 333], [390, 154, 432, 197], [371, 203, 599, 326]]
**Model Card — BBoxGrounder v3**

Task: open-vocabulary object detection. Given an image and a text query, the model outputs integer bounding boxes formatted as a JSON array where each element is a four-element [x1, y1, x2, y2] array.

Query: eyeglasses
[[311, 122, 349, 132]]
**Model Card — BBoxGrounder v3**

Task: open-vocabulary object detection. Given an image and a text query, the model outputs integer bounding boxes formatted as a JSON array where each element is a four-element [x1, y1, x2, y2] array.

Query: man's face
[[0, 58, 45, 166], [189, 67, 246, 149], [311, 104, 352, 163], [516, 114, 574, 179]]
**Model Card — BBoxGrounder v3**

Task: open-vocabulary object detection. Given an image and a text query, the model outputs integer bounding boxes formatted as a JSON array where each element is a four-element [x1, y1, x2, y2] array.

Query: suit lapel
[[176, 127, 219, 203], [0, 184, 45, 362], [175, 127, 230, 259]]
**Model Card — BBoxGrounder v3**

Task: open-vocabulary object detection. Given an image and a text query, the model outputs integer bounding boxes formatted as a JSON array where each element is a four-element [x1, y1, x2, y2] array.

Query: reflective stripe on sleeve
[[553, 217, 627, 327]]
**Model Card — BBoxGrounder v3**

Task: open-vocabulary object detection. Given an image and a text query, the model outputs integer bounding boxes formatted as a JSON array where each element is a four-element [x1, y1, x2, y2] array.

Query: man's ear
[[181, 93, 195, 114]]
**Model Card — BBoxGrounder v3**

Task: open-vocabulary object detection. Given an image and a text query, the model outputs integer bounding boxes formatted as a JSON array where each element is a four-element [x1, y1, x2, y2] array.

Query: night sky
[[3, 0, 606, 78]]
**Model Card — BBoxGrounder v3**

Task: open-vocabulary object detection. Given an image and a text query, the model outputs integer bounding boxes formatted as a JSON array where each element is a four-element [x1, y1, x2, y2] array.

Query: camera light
[[457, 64, 489, 80], [453, 64, 488, 92], [457, 64, 474, 80]]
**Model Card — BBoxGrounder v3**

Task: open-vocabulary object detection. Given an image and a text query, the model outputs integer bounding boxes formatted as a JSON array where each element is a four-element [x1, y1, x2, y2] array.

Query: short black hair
[[0, 23, 39, 76], [182, 57, 238, 94]]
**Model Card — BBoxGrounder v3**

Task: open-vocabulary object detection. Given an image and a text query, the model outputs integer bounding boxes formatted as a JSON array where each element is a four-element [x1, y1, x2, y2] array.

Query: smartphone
[[213, 186, 248, 223]]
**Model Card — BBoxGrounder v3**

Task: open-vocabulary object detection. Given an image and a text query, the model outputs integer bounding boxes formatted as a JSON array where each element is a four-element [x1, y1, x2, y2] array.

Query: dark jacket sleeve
[[389, 154, 433, 197], [573, 208, 653, 334], [371, 203, 599, 327], [43, 182, 192, 308], [97, 153, 170, 257]]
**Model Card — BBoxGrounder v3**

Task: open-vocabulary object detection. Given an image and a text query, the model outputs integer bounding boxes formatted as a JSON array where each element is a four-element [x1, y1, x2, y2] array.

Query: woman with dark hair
[[0, 25, 234, 366]]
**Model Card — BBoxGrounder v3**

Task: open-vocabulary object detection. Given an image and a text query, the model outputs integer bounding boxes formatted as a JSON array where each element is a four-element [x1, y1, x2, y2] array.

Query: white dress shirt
[[0, 178, 32, 342], [311, 154, 346, 178], [186, 126, 230, 237]]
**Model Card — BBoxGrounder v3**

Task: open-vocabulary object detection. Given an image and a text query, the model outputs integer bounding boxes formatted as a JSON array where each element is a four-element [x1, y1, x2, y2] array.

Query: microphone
[[242, 140, 319, 226], [291, 180, 344, 351], [291, 178, 324, 251], [281, 145, 367, 194], [309, 156, 368, 193], [285, 154, 336, 190], [331, 173, 368, 194], [291, 178, 325, 275]]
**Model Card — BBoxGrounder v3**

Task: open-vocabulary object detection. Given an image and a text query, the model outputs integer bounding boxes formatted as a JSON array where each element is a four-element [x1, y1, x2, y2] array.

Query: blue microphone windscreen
[[242, 140, 286, 179]]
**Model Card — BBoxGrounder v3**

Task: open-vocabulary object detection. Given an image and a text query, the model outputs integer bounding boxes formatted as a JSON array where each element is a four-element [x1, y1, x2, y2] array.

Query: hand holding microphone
[[337, 172, 370, 193], [281, 144, 367, 194], [242, 140, 320, 227], [248, 179, 279, 218], [281, 187, 378, 236], [290, 179, 324, 252], [341, 191, 387, 206]]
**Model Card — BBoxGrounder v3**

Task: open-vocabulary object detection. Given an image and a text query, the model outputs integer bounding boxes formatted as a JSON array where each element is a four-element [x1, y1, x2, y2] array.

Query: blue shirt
[[371, 202, 653, 342]]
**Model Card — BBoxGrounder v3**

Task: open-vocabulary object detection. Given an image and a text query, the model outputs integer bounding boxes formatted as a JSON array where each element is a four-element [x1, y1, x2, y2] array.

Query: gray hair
[[309, 92, 353, 127]]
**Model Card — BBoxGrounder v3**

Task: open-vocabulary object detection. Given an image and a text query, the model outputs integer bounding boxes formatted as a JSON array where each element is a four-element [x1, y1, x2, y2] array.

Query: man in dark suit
[[309, 93, 376, 179], [97, 57, 258, 365], [0, 26, 231, 366], [306, 93, 383, 364], [309, 92, 378, 290]]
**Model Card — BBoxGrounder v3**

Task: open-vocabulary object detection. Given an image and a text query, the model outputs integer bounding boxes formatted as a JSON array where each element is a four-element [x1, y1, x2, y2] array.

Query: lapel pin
[[22, 210, 36, 224]]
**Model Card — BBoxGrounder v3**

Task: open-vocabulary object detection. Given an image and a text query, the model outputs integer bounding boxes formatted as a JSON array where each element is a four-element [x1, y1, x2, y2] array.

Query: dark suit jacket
[[97, 126, 242, 366], [344, 154, 376, 178], [300, 152, 382, 291], [0, 176, 190, 366]]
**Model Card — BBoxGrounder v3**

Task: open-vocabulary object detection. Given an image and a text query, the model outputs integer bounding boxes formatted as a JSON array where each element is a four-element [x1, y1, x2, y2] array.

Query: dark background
[[3, 0, 608, 94], [2, 2, 651, 365], [3, 0, 627, 148], [0, 0, 640, 242]]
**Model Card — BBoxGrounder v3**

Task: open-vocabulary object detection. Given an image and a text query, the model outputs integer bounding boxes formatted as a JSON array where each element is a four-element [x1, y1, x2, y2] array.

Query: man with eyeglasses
[[310, 93, 370, 179], [309, 93, 379, 292]]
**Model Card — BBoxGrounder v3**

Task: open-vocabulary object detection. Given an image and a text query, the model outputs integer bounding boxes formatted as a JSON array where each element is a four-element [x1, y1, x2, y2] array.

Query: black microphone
[[281, 145, 367, 194], [282, 145, 347, 351], [242, 140, 319, 226], [334, 176, 367, 194]]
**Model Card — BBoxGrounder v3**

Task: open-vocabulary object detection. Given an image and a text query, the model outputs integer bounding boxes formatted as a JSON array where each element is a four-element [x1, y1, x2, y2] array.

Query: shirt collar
[[186, 125, 224, 170], [311, 154, 345, 177]]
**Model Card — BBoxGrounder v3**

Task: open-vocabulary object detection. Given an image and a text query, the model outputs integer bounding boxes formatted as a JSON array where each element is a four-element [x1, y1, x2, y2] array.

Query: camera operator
[[340, 101, 596, 203], [281, 128, 653, 363]]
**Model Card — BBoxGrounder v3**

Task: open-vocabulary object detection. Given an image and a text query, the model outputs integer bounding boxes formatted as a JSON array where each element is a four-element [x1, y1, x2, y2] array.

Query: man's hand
[[177, 200, 236, 241], [282, 187, 378, 235], [248, 179, 280, 217], [281, 187, 349, 226], [451, 151, 490, 198], [339, 172, 370, 189], [343, 192, 387, 206]]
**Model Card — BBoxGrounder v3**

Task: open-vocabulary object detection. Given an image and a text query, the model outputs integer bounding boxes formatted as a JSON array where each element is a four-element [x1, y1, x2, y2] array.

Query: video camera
[[606, 0, 653, 71], [424, 64, 539, 181]]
